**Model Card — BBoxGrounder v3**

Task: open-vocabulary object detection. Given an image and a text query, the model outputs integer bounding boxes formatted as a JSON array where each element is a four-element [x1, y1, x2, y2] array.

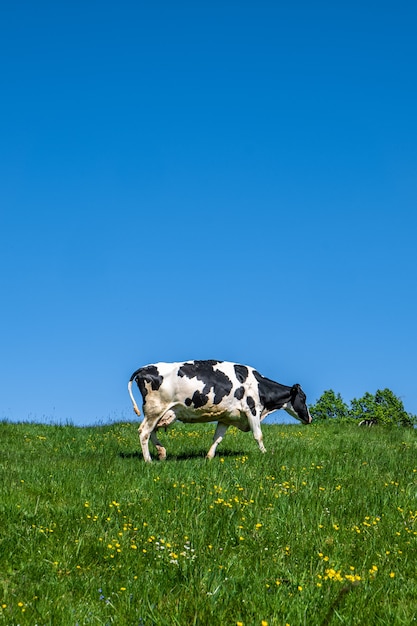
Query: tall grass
[[0, 420, 416, 625]]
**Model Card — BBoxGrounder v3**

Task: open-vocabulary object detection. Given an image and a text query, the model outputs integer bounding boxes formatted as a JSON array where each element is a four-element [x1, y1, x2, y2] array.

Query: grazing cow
[[128, 360, 312, 462], [358, 419, 378, 427]]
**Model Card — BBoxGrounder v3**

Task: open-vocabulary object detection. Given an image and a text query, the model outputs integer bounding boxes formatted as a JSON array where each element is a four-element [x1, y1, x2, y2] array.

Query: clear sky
[[1, 1, 416, 426]]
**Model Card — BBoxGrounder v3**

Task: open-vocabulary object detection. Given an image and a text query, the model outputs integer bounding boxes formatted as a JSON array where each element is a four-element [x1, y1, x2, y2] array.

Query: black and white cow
[[128, 360, 312, 462]]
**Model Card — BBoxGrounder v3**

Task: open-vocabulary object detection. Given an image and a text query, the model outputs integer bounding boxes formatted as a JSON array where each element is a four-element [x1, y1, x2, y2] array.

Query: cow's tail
[[128, 372, 141, 417]]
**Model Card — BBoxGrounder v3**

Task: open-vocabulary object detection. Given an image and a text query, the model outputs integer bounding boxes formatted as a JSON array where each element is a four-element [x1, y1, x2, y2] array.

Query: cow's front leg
[[248, 414, 267, 454], [206, 422, 229, 459]]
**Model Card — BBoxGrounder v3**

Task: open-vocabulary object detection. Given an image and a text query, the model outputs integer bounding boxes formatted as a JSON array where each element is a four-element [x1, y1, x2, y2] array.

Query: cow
[[128, 360, 312, 462], [358, 419, 378, 427]]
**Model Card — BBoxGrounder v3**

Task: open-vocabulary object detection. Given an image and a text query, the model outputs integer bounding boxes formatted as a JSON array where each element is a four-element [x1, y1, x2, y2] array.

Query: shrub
[[311, 388, 416, 427], [309, 389, 349, 421], [350, 388, 415, 427]]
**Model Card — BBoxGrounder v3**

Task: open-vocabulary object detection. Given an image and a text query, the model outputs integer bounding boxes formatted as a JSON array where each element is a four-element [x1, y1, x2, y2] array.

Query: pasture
[[0, 420, 416, 625]]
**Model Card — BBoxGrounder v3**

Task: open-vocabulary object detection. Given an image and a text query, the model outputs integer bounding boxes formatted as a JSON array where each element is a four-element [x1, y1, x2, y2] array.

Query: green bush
[[310, 389, 349, 421], [311, 388, 416, 427]]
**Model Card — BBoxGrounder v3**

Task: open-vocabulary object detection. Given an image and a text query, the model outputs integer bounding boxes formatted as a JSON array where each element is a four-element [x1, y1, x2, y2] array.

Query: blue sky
[[1, 1, 416, 425]]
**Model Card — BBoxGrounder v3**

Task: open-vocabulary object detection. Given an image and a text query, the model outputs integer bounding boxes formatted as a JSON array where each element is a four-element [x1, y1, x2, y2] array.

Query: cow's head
[[285, 384, 312, 424]]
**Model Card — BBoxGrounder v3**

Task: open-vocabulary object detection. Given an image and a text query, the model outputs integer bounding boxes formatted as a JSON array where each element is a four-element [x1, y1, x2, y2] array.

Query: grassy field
[[1, 420, 416, 625]]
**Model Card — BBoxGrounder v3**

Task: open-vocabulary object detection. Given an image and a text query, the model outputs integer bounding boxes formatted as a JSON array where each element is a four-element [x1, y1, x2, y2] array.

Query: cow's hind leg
[[152, 409, 178, 459], [206, 423, 229, 459], [150, 429, 167, 460], [138, 419, 154, 463], [139, 409, 177, 462]]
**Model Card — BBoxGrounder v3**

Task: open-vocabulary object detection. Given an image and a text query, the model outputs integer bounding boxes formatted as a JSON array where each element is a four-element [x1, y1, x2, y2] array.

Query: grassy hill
[[1, 420, 416, 625]]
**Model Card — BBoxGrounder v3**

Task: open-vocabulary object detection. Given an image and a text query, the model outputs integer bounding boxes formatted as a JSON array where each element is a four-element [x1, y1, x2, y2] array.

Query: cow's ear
[[291, 384, 300, 394]]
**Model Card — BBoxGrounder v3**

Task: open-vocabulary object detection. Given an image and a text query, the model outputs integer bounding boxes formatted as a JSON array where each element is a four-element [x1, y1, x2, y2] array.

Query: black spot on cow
[[190, 390, 209, 408], [179, 360, 220, 376], [234, 364, 249, 384], [132, 365, 163, 403], [234, 386, 245, 400], [178, 360, 232, 405], [246, 396, 257, 416]]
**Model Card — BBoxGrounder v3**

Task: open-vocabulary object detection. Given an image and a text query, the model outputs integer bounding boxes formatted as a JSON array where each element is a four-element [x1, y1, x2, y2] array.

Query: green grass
[[1, 420, 417, 625]]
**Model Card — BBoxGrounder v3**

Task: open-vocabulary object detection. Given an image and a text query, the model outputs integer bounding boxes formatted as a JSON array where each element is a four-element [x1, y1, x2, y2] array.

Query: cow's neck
[[254, 372, 292, 412]]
